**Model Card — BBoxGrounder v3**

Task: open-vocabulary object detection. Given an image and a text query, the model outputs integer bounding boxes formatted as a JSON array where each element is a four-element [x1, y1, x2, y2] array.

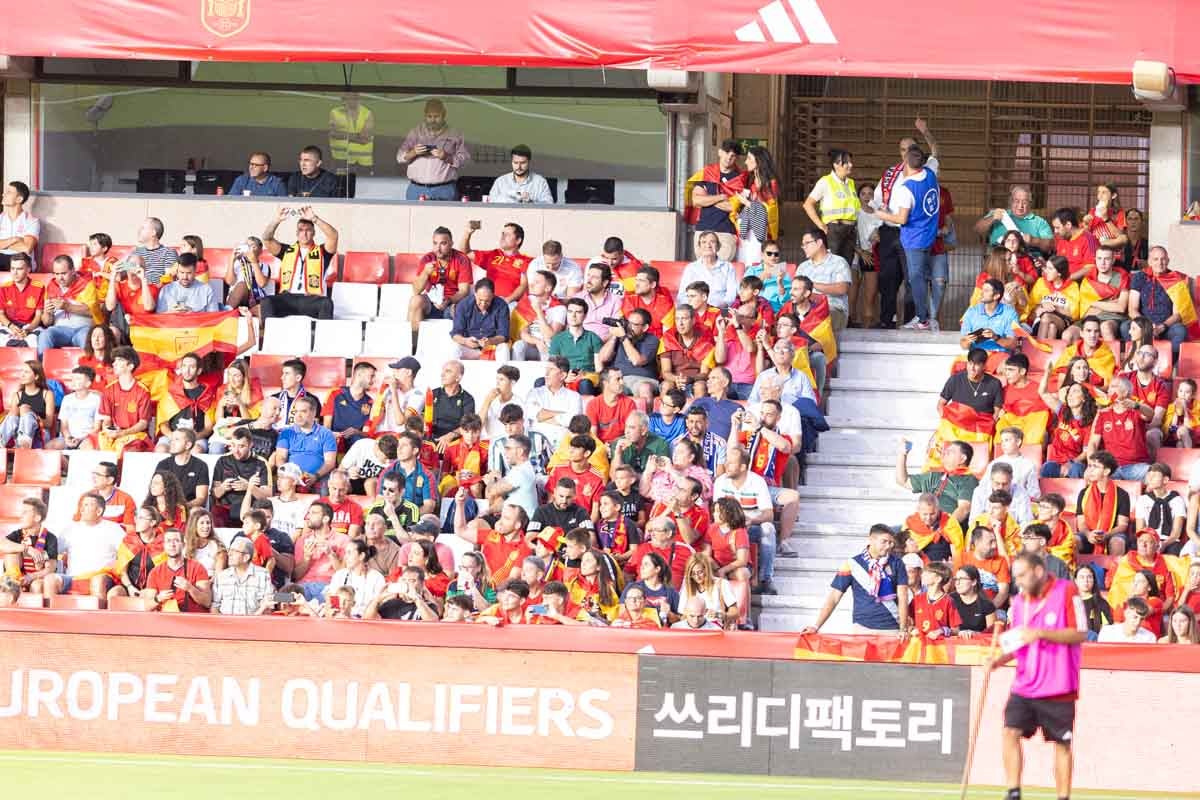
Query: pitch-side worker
[[985, 552, 1087, 800]]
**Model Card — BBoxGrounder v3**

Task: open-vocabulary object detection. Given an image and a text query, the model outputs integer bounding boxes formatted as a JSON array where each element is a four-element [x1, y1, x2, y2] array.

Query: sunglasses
[[763, 251, 781, 257]]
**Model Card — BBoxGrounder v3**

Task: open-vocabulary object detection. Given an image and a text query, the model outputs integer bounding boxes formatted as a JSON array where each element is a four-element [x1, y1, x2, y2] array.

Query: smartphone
[[969, 328, 986, 338], [528, 604, 548, 616], [328, 595, 341, 610], [469, 220, 482, 231], [905, 441, 913, 453]]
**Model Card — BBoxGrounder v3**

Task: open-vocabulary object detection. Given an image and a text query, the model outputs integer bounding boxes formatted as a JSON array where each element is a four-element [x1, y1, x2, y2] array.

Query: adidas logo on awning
[[734, 0, 837, 44]]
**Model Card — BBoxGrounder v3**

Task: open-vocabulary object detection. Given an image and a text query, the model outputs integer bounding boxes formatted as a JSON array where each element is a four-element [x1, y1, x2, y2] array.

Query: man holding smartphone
[[397, 98, 470, 201], [959, 278, 1019, 355]]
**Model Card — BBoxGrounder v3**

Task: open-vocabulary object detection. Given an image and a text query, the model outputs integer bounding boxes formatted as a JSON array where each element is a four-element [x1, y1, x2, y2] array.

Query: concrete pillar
[[2, 80, 34, 186], [1148, 110, 1183, 248]]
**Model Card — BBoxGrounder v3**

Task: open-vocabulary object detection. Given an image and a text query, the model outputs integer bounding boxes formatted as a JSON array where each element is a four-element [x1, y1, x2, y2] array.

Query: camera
[[602, 317, 628, 331]]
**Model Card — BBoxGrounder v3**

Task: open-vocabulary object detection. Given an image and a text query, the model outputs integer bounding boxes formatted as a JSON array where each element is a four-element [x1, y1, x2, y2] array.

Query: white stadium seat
[[331, 282, 380, 320], [119, 451, 165, 506], [261, 315, 314, 355], [44, 485, 83, 536], [362, 320, 412, 357], [378, 284, 414, 319], [460, 361, 501, 403], [63, 450, 118, 489], [312, 319, 364, 356], [414, 319, 455, 366]]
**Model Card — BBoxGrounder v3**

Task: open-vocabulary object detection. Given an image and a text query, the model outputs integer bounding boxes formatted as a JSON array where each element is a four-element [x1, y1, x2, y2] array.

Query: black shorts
[[1004, 693, 1076, 744]]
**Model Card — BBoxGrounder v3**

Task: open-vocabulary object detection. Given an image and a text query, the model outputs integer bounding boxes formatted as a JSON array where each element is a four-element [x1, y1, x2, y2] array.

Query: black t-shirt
[[431, 387, 476, 439], [211, 454, 271, 521], [155, 455, 211, 503], [939, 371, 1003, 415], [530, 503, 593, 535], [377, 597, 421, 620], [230, 420, 278, 460], [696, 170, 741, 233], [951, 593, 996, 633], [168, 385, 208, 432], [287, 168, 339, 198], [603, 484, 644, 523], [6, 529, 58, 570]]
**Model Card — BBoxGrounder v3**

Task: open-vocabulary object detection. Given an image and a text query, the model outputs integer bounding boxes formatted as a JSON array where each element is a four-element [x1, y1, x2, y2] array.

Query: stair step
[[815, 429, 934, 462], [798, 485, 911, 501], [758, 610, 852, 633], [797, 486, 912, 527], [827, 378, 941, 395], [804, 463, 896, 489], [772, 574, 839, 596], [807, 453, 893, 467], [836, 353, 957, 381], [839, 328, 963, 345], [838, 339, 963, 356], [772, 556, 843, 574]]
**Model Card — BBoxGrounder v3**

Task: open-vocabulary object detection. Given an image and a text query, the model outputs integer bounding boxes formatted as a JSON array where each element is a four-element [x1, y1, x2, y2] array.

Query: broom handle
[[960, 621, 1006, 800]]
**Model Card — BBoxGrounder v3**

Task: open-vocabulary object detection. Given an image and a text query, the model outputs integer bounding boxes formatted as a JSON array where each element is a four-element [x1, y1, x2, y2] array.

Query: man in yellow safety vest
[[328, 92, 375, 173]]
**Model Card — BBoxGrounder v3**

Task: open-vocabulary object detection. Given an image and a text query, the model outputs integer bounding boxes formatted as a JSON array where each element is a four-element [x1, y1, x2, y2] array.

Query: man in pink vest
[[987, 552, 1087, 800]]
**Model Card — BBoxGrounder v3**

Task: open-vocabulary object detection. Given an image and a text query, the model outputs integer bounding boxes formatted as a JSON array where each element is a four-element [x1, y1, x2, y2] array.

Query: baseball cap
[[278, 463, 304, 481], [409, 519, 440, 536], [535, 526, 564, 549], [1135, 527, 1159, 540], [389, 356, 421, 373], [901, 553, 924, 570]]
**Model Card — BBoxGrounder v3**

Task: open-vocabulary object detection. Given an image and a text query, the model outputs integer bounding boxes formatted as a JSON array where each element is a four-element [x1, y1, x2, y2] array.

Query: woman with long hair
[[854, 182, 882, 328], [1026, 255, 1078, 340], [621, 551, 679, 626], [1043, 355, 1107, 407], [567, 548, 619, 622], [0, 360, 56, 448], [209, 359, 264, 454], [969, 246, 1028, 317], [184, 509, 227, 576], [1082, 183, 1128, 251], [733, 146, 781, 265], [1161, 378, 1200, 448], [1000, 229, 1041, 286], [81, 323, 117, 385], [704, 496, 753, 628], [640, 438, 713, 505], [326, 538, 385, 617], [678, 552, 739, 630], [949, 565, 996, 636], [1178, 562, 1200, 614], [1161, 605, 1200, 644], [446, 550, 495, 611], [1119, 316, 1155, 370], [406, 538, 450, 598], [1122, 208, 1149, 269], [1039, 381, 1098, 478], [144, 471, 188, 533], [1074, 564, 1113, 640]]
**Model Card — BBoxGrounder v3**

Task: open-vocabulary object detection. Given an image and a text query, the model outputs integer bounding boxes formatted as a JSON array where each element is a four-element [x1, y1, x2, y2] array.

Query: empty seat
[[16, 593, 46, 608], [331, 282, 380, 320], [1178, 342, 1200, 379], [362, 321, 412, 357], [651, 260, 689, 297], [0, 347, 31, 387], [108, 596, 152, 612], [0, 484, 35, 527], [312, 320, 365, 357], [414, 319, 455, 366], [300, 356, 351, 395], [43, 348, 86, 383], [11, 450, 63, 487], [40, 243, 83, 269], [63, 450, 119, 489], [393, 252, 423, 284], [49, 594, 102, 610], [1154, 448, 1200, 483], [261, 315, 315, 355], [1023, 340, 1068, 378], [203, 248, 234, 281], [460, 361, 502, 404], [1039, 478, 1083, 503], [119, 451, 165, 506], [44, 485, 83, 536], [342, 251, 390, 284], [377, 283, 414, 319]]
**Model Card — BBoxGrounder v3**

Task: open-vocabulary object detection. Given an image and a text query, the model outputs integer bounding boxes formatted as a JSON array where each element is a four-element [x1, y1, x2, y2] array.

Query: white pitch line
[[0, 753, 1173, 800]]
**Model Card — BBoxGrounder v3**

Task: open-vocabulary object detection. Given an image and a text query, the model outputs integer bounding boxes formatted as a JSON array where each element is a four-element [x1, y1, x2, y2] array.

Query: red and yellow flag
[[128, 310, 240, 401], [1143, 269, 1200, 339], [1108, 553, 1191, 609], [1077, 265, 1129, 313], [792, 292, 838, 362], [1026, 277, 1080, 324], [510, 295, 562, 342], [683, 165, 746, 227], [995, 380, 1050, 445], [1052, 340, 1116, 385], [927, 400, 995, 470], [900, 512, 966, 558]]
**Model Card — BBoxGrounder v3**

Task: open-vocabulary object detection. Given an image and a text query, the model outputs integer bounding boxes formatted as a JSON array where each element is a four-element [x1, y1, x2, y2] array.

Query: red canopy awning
[[6, 0, 1199, 85]]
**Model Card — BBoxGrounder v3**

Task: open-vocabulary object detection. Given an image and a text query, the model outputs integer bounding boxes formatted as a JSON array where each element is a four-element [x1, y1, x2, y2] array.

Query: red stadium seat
[[249, 354, 346, 395], [0, 484, 36, 522], [108, 596, 152, 612], [0, 348, 31, 388], [1039, 478, 1083, 502], [204, 248, 234, 280], [652, 260, 689, 297], [39, 243, 83, 268], [48, 594, 101, 610], [393, 252, 422, 284], [1179, 342, 1200, 379], [16, 593, 45, 609], [12, 450, 63, 487], [1017, 444, 1044, 470], [343, 252, 390, 284], [43, 348, 86, 383], [107, 245, 135, 263], [1023, 339, 1067, 378], [1154, 448, 1200, 482], [1166, 480, 1190, 498]]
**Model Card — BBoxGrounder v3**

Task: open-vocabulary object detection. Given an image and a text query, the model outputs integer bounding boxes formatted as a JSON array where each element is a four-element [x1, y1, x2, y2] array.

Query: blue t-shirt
[[696, 171, 741, 234], [327, 387, 374, 446], [829, 552, 909, 630], [277, 423, 337, 475], [649, 412, 686, 446], [384, 461, 434, 509], [899, 169, 940, 250], [230, 173, 287, 197], [959, 301, 1020, 352], [689, 396, 740, 441]]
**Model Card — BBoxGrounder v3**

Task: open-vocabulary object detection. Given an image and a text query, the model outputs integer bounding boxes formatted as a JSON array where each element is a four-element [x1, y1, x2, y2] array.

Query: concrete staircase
[[757, 328, 962, 632]]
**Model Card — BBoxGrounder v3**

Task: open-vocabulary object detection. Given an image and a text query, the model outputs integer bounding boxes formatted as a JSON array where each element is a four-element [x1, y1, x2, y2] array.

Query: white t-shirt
[[678, 579, 739, 616], [873, 157, 940, 227], [59, 391, 102, 440], [522, 300, 567, 342], [712, 472, 773, 516], [526, 257, 583, 299], [1134, 491, 1187, 540], [373, 387, 424, 434], [327, 567, 386, 617], [1097, 624, 1156, 643], [341, 437, 389, 481], [0, 211, 40, 262], [988, 455, 1041, 503], [271, 495, 313, 539], [484, 392, 526, 441], [60, 519, 125, 577]]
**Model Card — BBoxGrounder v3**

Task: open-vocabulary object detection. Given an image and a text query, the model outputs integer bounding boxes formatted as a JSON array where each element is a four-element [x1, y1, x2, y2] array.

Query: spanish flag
[[1077, 265, 1129, 315], [1140, 268, 1200, 339], [1026, 277, 1079, 324], [113, 532, 166, 579], [1161, 398, 1200, 439], [793, 633, 1000, 664], [790, 343, 820, 401], [926, 401, 995, 470], [1052, 340, 1116, 385], [683, 165, 746, 227], [786, 293, 838, 362], [1044, 516, 1077, 571], [156, 374, 219, 437], [995, 379, 1050, 446], [900, 512, 965, 559], [510, 295, 562, 342], [128, 310, 240, 400], [970, 512, 1022, 559], [1107, 552, 1191, 609]]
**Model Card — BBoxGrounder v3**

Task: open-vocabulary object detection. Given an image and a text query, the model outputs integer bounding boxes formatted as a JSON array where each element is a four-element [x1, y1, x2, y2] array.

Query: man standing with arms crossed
[[986, 552, 1087, 800]]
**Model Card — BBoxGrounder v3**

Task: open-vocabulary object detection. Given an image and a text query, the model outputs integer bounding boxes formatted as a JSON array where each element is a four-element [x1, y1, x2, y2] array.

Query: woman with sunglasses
[[742, 240, 792, 313]]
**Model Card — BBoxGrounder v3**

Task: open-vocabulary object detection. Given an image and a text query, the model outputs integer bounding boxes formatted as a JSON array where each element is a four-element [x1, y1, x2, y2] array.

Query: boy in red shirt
[[240, 509, 276, 577], [910, 561, 962, 640]]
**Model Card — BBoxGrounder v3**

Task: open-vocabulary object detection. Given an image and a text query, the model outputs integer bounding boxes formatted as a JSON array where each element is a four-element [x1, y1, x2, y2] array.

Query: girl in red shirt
[[705, 497, 752, 628]]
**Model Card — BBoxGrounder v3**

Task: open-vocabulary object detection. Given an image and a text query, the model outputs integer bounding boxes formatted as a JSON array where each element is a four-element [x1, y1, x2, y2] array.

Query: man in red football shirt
[[586, 367, 636, 445], [462, 221, 530, 305], [454, 497, 532, 582], [626, 516, 694, 587], [621, 265, 675, 337], [547, 434, 606, 514], [0, 253, 44, 347], [648, 477, 710, 548], [408, 225, 473, 352], [1117, 344, 1169, 458], [145, 528, 212, 612], [1086, 377, 1153, 482], [1052, 208, 1099, 281], [323, 469, 364, 538]]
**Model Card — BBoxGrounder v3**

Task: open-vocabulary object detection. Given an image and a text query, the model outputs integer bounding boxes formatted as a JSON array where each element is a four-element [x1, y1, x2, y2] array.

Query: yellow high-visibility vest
[[329, 104, 374, 168], [815, 172, 860, 223]]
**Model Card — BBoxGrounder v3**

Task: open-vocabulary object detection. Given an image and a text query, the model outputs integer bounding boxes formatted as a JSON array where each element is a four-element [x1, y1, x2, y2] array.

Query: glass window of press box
[[34, 60, 669, 205]]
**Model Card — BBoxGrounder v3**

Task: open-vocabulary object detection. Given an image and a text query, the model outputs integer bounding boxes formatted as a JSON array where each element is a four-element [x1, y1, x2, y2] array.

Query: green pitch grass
[[1, 751, 1195, 800]]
